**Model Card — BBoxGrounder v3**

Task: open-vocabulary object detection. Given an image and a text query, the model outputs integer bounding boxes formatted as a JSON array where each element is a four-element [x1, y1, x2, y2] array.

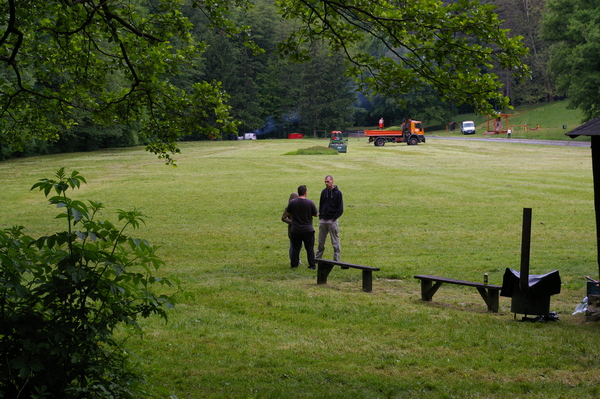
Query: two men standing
[[286, 175, 344, 270]]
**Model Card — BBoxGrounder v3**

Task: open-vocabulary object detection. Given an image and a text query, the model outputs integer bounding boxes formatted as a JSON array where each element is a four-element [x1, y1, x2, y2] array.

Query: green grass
[[2, 136, 600, 398], [421, 100, 587, 141]]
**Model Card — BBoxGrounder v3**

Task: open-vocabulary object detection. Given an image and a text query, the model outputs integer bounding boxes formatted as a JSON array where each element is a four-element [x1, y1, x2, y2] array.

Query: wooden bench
[[414, 275, 502, 312], [315, 259, 380, 292]]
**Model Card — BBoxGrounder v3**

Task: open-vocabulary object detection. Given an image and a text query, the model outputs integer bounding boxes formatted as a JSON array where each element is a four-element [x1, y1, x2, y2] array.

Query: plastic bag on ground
[[573, 297, 588, 315]]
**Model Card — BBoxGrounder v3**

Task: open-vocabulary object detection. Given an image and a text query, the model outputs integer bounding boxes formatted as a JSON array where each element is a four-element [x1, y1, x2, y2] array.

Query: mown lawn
[[1, 137, 599, 398], [423, 100, 587, 141]]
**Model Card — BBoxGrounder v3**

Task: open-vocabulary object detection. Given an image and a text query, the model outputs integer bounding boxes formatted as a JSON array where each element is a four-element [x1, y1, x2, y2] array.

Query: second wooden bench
[[414, 274, 502, 312]]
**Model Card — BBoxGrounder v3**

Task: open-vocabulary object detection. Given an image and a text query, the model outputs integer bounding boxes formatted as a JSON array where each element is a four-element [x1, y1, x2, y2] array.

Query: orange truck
[[364, 119, 426, 146]]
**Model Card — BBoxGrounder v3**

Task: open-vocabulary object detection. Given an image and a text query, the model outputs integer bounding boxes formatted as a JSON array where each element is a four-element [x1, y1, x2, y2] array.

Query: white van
[[460, 121, 476, 135], [239, 133, 257, 140]]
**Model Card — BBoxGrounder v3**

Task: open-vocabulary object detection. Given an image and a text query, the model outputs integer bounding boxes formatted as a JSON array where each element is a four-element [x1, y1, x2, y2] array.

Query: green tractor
[[328, 131, 348, 153]]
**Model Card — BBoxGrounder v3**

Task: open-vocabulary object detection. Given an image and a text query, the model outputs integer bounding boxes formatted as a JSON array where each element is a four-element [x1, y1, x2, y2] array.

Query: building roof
[[567, 116, 600, 138]]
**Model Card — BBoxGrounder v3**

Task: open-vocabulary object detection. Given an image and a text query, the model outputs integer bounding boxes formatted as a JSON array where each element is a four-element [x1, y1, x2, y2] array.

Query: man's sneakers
[[308, 265, 316, 270]]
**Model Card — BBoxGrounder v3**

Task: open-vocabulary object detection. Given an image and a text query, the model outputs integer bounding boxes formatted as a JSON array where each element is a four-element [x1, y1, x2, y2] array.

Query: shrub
[[0, 168, 180, 398]]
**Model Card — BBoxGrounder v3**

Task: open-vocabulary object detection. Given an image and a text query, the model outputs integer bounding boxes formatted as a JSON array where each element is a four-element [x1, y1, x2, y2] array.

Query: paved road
[[427, 135, 590, 147], [347, 130, 589, 147]]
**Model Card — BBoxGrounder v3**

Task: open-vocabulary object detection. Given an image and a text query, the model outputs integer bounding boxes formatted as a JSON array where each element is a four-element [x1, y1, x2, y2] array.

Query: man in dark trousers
[[287, 185, 318, 269], [316, 175, 343, 262]]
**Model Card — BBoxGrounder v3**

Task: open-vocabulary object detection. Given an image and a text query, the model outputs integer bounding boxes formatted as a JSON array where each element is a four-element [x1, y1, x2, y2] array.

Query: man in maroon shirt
[[286, 185, 318, 269]]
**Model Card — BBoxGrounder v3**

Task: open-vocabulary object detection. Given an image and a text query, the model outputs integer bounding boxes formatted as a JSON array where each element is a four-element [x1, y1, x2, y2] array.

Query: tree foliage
[[0, 168, 180, 398], [0, 0, 530, 160], [0, 0, 240, 163], [291, 46, 357, 133], [541, 0, 600, 122], [494, 0, 553, 106], [276, 0, 529, 115]]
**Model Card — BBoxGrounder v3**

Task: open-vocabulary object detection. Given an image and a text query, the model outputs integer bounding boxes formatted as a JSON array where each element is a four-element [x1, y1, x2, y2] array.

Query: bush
[[0, 168, 181, 398]]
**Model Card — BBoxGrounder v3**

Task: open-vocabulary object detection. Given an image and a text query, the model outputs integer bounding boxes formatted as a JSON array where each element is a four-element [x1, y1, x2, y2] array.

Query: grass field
[[1, 136, 600, 398], [414, 100, 588, 141]]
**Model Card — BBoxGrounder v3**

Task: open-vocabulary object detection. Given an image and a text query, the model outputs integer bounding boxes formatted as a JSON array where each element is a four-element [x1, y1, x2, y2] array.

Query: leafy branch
[[0, 168, 181, 397], [276, 0, 530, 114]]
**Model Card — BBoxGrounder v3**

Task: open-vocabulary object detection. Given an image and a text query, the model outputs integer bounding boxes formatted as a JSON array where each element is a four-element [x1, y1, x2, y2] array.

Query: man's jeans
[[316, 219, 340, 261]]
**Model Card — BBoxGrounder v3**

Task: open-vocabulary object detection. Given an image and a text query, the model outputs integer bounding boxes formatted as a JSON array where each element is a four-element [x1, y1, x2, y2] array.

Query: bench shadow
[[413, 298, 509, 315]]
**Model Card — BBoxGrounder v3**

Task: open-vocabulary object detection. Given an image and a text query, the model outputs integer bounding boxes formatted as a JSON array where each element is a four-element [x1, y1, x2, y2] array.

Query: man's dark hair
[[297, 185, 307, 196]]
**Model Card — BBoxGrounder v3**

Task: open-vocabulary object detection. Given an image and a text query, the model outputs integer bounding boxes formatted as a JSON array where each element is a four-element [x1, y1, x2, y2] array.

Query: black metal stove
[[500, 208, 561, 319]]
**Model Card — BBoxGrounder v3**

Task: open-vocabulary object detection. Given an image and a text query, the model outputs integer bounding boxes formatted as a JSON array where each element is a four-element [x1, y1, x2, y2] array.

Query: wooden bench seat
[[315, 259, 380, 292], [414, 275, 502, 312]]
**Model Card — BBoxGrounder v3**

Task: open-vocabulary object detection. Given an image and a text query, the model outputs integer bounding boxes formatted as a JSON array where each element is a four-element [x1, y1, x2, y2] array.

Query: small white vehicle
[[460, 121, 476, 135], [237, 133, 257, 140]]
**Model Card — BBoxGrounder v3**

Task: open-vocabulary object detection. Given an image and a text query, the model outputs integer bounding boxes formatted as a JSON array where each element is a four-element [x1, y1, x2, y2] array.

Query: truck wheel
[[375, 138, 386, 147], [408, 136, 419, 146]]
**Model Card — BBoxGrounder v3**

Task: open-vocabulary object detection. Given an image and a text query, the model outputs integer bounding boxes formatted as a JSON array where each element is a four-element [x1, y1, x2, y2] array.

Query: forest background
[[2, 0, 560, 159]]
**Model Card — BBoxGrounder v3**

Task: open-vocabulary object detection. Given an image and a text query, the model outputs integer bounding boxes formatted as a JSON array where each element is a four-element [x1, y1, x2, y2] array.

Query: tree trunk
[[592, 136, 600, 279]]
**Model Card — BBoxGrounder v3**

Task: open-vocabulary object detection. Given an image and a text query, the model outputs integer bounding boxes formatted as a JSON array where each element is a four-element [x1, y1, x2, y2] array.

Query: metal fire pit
[[501, 268, 561, 315], [500, 208, 561, 318]]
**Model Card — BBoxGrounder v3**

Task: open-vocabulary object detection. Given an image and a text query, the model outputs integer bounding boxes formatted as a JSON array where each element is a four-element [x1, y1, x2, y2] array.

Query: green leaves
[[276, 0, 529, 115], [1, 169, 180, 397], [542, 0, 600, 121], [31, 167, 86, 197], [0, 0, 530, 161], [0, 0, 241, 164], [117, 209, 147, 230]]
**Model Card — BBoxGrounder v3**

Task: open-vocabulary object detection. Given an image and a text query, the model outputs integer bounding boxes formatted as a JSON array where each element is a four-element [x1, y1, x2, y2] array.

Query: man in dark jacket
[[316, 175, 343, 261], [287, 185, 318, 269]]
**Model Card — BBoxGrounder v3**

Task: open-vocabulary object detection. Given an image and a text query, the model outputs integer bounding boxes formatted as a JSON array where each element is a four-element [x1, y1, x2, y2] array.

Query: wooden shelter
[[486, 113, 512, 134], [566, 118, 600, 278]]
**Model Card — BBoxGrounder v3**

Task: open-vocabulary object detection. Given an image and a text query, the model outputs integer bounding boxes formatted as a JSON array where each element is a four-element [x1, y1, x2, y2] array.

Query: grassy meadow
[[422, 100, 587, 141], [1, 136, 600, 398]]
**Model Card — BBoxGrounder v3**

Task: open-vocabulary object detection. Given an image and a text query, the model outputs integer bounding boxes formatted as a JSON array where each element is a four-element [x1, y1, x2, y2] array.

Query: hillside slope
[[427, 101, 587, 141]]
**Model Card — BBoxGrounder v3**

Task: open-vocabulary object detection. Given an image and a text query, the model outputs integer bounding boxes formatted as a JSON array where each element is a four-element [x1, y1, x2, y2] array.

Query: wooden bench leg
[[420, 280, 443, 301], [317, 262, 334, 285], [489, 290, 499, 313], [476, 287, 500, 312], [362, 270, 373, 292]]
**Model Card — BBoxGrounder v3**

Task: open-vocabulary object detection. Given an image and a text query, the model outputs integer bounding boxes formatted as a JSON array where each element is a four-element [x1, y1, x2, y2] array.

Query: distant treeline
[[1, 0, 561, 160]]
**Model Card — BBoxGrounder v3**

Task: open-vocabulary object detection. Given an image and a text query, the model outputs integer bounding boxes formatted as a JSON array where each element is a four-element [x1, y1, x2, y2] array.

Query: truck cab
[[403, 120, 424, 135]]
